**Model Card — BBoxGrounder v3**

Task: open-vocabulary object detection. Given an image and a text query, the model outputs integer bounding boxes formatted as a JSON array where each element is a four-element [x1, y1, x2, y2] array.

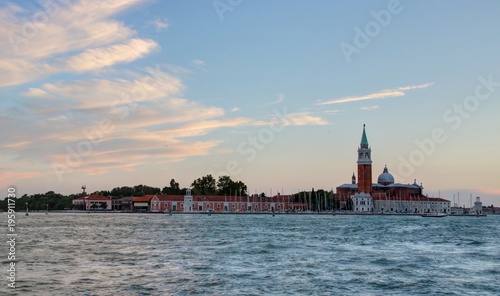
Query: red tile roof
[[130, 194, 298, 203], [132, 195, 154, 202]]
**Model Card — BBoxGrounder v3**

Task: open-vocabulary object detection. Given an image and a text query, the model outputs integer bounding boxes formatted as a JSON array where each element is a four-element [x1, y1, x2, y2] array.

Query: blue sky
[[1, 0, 500, 206]]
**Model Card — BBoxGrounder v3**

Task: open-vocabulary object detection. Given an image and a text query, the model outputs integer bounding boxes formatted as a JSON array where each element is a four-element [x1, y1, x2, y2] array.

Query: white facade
[[373, 199, 450, 213], [469, 196, 483, 215], [351, 193, 373, 212], [183, 189, 193, 212]]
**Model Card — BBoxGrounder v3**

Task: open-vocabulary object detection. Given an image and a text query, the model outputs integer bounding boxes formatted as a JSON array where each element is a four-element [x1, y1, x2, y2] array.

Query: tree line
[[1, 175, 346, 211], [0, 175, 249, 211]]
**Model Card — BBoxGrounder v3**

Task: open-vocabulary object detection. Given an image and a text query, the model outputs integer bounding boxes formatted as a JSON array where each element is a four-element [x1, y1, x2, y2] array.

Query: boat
[[421, 212, 448, 218]]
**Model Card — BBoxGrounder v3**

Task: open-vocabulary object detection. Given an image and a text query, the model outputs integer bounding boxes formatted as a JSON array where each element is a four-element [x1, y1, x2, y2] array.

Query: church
[[336, 125, 450, 214]]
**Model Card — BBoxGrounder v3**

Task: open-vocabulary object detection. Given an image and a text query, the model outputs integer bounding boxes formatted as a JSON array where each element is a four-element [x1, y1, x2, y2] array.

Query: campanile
[[357, 124, 372, 194]]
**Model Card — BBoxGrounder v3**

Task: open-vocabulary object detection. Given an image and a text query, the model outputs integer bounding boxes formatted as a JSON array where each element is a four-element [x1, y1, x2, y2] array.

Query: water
[[2, 213, 499, 295]]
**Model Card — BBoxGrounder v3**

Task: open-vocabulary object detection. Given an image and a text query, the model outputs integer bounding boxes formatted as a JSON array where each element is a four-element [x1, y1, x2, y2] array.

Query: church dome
[[378, 166, 394, 185]]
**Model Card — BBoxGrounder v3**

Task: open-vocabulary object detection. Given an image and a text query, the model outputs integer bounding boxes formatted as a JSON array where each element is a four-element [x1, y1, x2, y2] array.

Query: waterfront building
[[112, 196, 133, 211], [336, 125, 451, 213], [469, 196, 483, 215], [72, 195, 112, 210], [131, 191, 306, 213]]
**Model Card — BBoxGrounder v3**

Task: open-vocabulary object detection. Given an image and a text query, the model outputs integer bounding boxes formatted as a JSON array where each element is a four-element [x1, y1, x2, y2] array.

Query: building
[[336, 125, 450, 213], [72, 195, 112, 210], [468, 196, 484, 215], [112, 196, 133, 212], [131, 189, 306, 213]]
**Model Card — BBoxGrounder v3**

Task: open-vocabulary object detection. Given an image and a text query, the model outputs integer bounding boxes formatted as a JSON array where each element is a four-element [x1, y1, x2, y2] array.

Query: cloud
[[150, 18, 169, 31], [324, 109, 342, 114], [318, 83, 434, 105], [478, 188, 500, 195], [24, 67, 184, 112], [261, 93, 285, 107], [64, 39, 158, 72], [0, 171, 41, 189], [22, 87, 51, 98], [360, 105, 379, 111], [0, 0, 153, 86], [160, 118, 253, 138], [254, 112, 327, 127], [285, 112, 328, 126], [0, 1, 332, 187], [192, 59, 206, 66], [230, 107, 240, 112], [191, 59, 208, 72]]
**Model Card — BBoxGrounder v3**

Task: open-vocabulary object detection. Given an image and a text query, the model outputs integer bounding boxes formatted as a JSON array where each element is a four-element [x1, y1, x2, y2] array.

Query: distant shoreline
[[12, 211, 497, 216]]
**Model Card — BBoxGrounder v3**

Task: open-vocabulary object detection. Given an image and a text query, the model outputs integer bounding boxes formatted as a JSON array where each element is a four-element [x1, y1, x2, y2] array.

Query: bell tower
[[357, 124, 372, 194]]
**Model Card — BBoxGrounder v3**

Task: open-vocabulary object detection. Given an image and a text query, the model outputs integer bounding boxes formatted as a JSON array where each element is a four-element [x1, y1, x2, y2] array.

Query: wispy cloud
[[64, 39, 158, 72], [191, 59, 208, 72], [324, 109, 342, 114], [192, 59, 206, 66], [260, 93, 285, 107], [0, 0, 153, 86], [150, 18, 169, 32], [253, 112, 327, 127], [285, 112, 328, 126], [22, 88, 51, 98], [360, 105, 379, 111], [317, 83, 434, 105]]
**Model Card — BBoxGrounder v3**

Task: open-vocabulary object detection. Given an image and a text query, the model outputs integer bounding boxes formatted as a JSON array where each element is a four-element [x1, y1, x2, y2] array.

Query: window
[[180, 203, 183, 208], [217, 203, 220, 208], [241, 204, 245, 208], [232, 204, 235, 208]]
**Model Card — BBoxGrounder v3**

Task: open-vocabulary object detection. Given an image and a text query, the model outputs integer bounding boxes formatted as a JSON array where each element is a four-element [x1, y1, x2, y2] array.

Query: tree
[[191, 174, 217, 195], [216, 175, 248, 196], [162, 179, 182, 194], [346, 197, 353, 211]]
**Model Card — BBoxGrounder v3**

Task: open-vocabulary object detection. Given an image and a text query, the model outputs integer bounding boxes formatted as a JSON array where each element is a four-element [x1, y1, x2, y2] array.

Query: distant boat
[[421, 212, 448, 218]]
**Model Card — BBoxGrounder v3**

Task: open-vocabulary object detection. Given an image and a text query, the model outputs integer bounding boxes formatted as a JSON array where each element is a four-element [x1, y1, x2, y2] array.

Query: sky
[[1, 0, 500, 207]]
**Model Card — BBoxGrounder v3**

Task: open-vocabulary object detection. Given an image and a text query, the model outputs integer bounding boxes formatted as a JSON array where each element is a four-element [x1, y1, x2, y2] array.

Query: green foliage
[[162, 179, 183, 194], [190, 175, 248, 196], [110, 185, 160, 197], [0, 191, 73, 211], [216, 175, 247, 196], [191, 174, 217, 195]]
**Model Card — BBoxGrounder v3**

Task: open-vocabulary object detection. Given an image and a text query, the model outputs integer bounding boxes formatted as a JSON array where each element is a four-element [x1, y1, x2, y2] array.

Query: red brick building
[[336, 125, 450, 213], [131, 189, 306, 213]]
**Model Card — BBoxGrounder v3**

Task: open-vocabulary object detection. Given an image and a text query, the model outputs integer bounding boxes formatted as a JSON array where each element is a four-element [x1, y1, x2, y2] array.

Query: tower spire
[[357, 124, 372, 194], [360, 124, 369, 148]]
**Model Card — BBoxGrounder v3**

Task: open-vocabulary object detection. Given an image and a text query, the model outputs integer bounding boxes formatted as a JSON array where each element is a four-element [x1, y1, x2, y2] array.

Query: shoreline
[[13, 211, 495, 216]]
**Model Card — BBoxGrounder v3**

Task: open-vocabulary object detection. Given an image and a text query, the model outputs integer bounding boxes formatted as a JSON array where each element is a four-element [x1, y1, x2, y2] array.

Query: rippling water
[[2, 213, 499, 295]]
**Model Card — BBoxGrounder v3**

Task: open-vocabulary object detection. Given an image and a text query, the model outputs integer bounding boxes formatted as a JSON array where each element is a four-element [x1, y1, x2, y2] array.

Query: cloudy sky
[[1, 0, 500, 206]]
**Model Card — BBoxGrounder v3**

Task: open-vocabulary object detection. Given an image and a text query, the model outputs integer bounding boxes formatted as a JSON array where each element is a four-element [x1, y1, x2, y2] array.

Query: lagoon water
[[2, 213, 499, 295]]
